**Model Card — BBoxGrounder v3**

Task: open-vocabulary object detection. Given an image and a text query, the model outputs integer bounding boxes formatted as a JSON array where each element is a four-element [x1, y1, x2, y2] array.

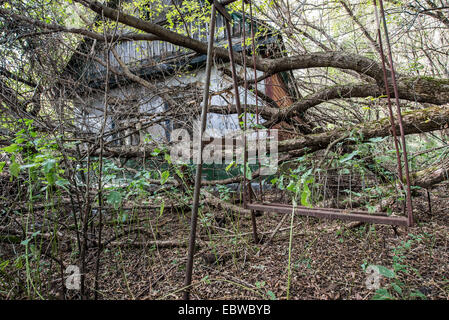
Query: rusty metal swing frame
[[183, 0, 413, 300]]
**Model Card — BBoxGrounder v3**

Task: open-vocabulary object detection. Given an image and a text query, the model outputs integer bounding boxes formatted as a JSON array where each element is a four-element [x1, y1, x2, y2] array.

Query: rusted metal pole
[[224, 11, 248, 208], [240, 0, 259, 243], [378, 0, 414, 226], [372, 0, 404, 186], [208, 2, 257, 242], [249, 1, 264, 204], [238, 1, 249, 212], [183, 4, 217, 300]]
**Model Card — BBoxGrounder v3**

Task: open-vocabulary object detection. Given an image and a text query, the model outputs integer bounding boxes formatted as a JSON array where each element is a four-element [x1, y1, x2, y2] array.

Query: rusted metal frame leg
[[240, 1, 249, 201], [182, 5, 217, 300], [241, 0, 259, 243], [248, 178, 259, 242], [372, 0, 406, 214], [248, 1, 264, 203], [225, 13, 257, 242], [223, 7, 259, 243], [246, 160, 259, 242], [378, 0, 414, 227], [248, 0, 263, 241], [247, 176, 259, 242]]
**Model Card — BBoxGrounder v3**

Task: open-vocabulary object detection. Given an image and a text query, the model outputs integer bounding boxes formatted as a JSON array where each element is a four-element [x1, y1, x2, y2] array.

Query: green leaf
[[372, 288, 393, 300], [55, 178, 70, 191], [42, 159, 56, 174], [20, 238, 31, 246], [159, 199, 165, 217], [0, 161, 5, 173], [20, 163, 38, 170], [372, 265, 395, 279], [301, 177, 314, 208], [106, 191, 122, 209], [225, 160, 235, 172], [391, 282, 403, 295], [119, 213, 128, 223], [10, 161, 20, 177], [160, 170, 170, 185], [339, 150, 359, 163], [201, 275, 211, 284], [368, 137, 385, 143], [393, 263, 407, 273], [20, 231, 41, 246], [0, 260, 9, 271], [239, 163, 252, 180], [266, 290, 277, 300], [287, 180, 298, 193], [410, 289, 427, 300], [277, 176, 285, 190], [150, 148, 161, 157], [2, 144, 19, 153]]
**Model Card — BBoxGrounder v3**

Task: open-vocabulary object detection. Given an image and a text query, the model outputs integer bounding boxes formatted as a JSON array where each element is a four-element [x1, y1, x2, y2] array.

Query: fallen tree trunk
[[89, 105, 448, 161], [279, 105, 449, 154], [412, 158, 449, 188]]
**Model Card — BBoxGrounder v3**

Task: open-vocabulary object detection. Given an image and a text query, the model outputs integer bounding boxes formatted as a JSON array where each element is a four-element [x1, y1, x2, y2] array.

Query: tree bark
[[278, 105, 449, 155]]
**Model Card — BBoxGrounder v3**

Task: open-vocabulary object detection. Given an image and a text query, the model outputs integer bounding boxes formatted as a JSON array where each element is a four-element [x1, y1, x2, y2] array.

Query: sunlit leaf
[[107, 191, 122, 209]]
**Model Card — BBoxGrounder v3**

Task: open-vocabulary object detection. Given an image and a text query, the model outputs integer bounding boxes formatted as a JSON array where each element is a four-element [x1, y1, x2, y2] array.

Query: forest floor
[[74, 182, 449, 300], [2, 182, 448, 300]]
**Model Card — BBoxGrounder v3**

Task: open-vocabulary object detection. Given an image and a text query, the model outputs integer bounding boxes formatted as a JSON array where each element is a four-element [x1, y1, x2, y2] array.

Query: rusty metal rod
[[223, 7, 259, 242], [240, 0, 249, 208], [373, 0, 404, 186], [259, 201, 390, 216], [246, 203, 409, 226], [210, 0, 258, 241], [241, 0, 259, 243], [224, 14, 248, 206], [378, 0, 414, 226], [249, 0, 264, 203], [183, 4, 217, 300]]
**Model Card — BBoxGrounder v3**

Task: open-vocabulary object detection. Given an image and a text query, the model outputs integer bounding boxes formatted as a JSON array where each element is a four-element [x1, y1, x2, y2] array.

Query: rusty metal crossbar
[[246, 203, 409, 227]]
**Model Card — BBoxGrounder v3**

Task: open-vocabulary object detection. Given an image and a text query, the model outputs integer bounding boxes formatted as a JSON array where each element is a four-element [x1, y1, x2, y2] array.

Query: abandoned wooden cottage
[[65, 1, 298, 178]]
